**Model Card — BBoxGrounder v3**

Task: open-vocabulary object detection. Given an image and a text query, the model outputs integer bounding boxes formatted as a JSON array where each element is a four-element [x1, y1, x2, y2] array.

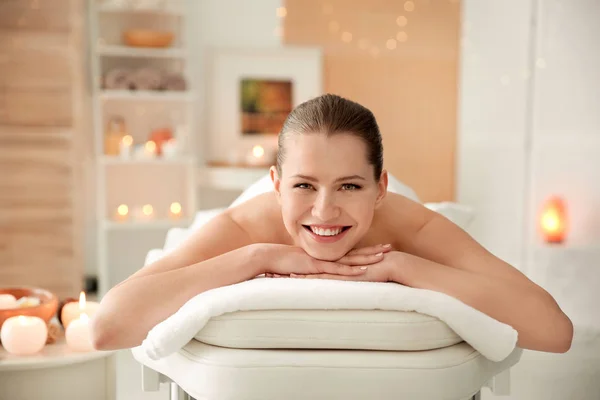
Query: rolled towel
[[130, 67, 162, 91], [161, 72, 187, 91], [104, 68, 133, 90]]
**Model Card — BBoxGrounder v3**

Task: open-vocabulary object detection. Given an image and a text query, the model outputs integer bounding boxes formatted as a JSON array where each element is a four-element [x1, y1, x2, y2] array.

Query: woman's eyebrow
[[291, 174, 366, 182]]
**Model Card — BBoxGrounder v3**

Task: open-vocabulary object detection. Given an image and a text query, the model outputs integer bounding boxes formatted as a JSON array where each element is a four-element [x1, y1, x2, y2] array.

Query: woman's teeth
[[310, 226, 344, 236]]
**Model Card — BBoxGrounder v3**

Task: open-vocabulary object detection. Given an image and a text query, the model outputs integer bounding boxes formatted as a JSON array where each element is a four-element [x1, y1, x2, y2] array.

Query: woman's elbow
[[90, 312, 118, 351]]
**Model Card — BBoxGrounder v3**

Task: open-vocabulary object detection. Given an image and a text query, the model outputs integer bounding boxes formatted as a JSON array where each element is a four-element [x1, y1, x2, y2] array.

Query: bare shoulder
[[372, 192, 436, 249], [228, 192, 289, 244]]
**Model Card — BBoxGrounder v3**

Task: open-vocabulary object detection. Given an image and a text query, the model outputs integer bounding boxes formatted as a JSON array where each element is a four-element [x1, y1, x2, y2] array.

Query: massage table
[[131, 176, 522, 400]]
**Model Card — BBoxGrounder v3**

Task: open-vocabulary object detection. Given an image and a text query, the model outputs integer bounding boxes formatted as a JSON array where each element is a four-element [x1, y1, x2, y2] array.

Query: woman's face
[[271, 133, 387, 261]]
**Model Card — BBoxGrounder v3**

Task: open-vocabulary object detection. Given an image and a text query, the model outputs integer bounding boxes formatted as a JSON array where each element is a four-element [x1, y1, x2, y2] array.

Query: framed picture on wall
[[206, 46, 323, 166]]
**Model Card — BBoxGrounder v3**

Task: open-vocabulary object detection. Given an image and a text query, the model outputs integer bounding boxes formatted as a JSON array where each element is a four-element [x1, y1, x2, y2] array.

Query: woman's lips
[[302, 225, 351, 244]]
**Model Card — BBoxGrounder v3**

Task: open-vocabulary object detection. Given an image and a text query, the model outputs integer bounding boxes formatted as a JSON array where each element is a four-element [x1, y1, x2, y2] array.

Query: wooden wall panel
[[0, 0, 86, 299], [284, 0, 460, 202]]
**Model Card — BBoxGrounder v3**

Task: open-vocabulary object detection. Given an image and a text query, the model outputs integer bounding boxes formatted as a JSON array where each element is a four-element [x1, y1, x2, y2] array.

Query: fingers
[[319, 262, 368, 276], [345, 244, 392, 256], [337, 252, 384, 266]]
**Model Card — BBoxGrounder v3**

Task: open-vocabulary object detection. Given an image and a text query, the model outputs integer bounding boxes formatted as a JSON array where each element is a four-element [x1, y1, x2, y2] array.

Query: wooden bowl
[[123, 29, 174, 48], [0, 287, 59, 330]]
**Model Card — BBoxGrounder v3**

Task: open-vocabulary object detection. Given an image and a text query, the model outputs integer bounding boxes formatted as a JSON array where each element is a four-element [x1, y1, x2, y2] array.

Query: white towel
[[140, 277, 518, 362]]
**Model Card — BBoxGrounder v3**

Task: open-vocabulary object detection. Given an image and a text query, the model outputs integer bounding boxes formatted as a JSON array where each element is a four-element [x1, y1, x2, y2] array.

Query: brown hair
[[276, 94, 383, 180]]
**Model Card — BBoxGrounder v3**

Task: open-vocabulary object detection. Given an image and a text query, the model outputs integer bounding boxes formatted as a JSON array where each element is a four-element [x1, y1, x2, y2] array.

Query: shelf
[[101, 219, 191, 230], [100, 156, 194, 165], [97, 3, 184, 16], [98, 90, 193, 102], [97, 45, 187, 59], [197, 166, 269, 191]]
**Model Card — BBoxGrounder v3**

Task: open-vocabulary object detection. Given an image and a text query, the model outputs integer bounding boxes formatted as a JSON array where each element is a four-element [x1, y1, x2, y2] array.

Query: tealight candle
[[0, 315, 48, 355], [119, 135, 133, 159], [114, 204, 129, 222], [246, 145, 266, 166], [168, 202, 182, 219], [133, 204, 155, 221], [65, 313, 94, 352], [144, 140, 157, 159], [61, 291, 101, 329], [0, 294, 18, 309]]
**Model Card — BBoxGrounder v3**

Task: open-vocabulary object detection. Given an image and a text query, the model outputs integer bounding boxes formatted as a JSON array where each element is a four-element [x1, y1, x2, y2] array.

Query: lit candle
[[246, 145, 266, 166], [0, 294, 18, 310], [61, 291, 100, 329], [540, 196, 568, 243], [169, 202, 182, 219], [114, 204, 129, 222], [119, 135, 133, 159], [144, 140, 157, 159], [133, 204, 155, 221], [0, 315, 48, 356], [65, 313, 94, 352]]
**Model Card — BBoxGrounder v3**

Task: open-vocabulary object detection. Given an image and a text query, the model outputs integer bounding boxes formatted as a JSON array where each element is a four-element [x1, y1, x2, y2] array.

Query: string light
[[396, 16, 408, 27], [341, 32, 353, 43], [404, 1, 415, 12], [386, 39, 397, 50], [396, 31, 408, 42]]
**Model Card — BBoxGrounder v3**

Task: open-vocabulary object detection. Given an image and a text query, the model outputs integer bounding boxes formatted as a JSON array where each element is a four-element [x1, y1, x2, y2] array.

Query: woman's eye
[[294, 183, 313, 190], [341, 184, 361, 191]]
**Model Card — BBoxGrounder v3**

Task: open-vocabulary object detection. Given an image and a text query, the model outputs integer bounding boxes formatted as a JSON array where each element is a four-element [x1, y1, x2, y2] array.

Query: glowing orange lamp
[[540, 196, 568, 244]]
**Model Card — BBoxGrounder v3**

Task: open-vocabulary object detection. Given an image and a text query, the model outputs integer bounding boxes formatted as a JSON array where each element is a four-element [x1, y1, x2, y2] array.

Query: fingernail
[[360, 266, 368, 270], [375, 252, 383, 256], [383, 244, 391, 248]]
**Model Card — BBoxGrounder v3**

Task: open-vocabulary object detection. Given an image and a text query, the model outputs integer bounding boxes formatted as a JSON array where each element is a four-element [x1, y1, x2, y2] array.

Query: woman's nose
[[311, 192, 340, 221]]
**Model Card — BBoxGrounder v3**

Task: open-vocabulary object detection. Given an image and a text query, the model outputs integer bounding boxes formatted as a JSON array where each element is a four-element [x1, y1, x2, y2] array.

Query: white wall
[[458, 0, 600, 398]]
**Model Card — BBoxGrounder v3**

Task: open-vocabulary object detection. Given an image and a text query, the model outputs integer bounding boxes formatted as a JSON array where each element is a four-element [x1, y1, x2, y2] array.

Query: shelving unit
[[88, 0, 196, 296]]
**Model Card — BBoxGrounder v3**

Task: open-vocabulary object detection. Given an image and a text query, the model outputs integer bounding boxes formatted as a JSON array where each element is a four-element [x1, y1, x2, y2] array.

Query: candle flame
[[117, 204, 129, 216], [79, 291, 86, 310], [252, 145, 265, 158], [121, 135, 133, 146], [170, 202, 182, 215], [142, 204, 154, 216], [145, 140, 157, 153]]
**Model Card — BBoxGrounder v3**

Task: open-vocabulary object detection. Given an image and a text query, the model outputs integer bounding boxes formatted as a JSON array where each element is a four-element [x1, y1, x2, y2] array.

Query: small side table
[[0, 337, 116, 400]]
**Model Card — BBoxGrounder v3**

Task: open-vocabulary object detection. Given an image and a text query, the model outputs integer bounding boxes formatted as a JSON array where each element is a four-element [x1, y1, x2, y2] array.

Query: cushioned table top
[[195, 309, 463, 351], [133, 310, 522, 400]]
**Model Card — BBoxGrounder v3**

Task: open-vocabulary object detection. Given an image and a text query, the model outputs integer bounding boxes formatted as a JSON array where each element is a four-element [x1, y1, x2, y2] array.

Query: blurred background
[[0, 0, 599, 399]]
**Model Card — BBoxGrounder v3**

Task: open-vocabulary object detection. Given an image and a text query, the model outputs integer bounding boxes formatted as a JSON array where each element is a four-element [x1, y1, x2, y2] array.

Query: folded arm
[[386, 197, 573, 353]]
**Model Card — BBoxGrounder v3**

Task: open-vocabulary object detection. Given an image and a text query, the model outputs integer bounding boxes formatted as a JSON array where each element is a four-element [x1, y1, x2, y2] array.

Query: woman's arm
[[389, 252, 573, 353], [381, 195, 573, 353], [91, 212, 260, 350]]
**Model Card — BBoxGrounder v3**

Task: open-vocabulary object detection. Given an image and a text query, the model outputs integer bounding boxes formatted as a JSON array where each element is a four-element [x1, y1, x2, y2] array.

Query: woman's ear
[[270, 166, 282, 204], [375, 169, 388, 208]]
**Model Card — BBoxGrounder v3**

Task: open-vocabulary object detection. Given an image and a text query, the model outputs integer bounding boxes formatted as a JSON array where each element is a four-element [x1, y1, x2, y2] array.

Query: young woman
[[91, 94, 573, 353]]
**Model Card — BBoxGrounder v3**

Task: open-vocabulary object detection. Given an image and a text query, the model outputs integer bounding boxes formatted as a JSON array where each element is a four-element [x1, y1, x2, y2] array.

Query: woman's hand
[[258, 244, 366, 278], [260, 244, 391, 278], [287, 251, 405, 283]]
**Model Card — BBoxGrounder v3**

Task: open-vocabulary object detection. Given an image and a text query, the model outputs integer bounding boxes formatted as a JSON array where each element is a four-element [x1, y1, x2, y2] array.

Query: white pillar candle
[[65, 313, 94, 352], [0, 315, 48, 356], [119, 135, 133, 159], [162, 139, 178, 159], [61, 291, 101, 329], [0, 294, 18, 310]]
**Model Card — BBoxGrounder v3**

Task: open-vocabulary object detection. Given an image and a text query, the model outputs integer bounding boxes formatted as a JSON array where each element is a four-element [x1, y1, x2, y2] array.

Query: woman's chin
[[302, 243, 350, 262]]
